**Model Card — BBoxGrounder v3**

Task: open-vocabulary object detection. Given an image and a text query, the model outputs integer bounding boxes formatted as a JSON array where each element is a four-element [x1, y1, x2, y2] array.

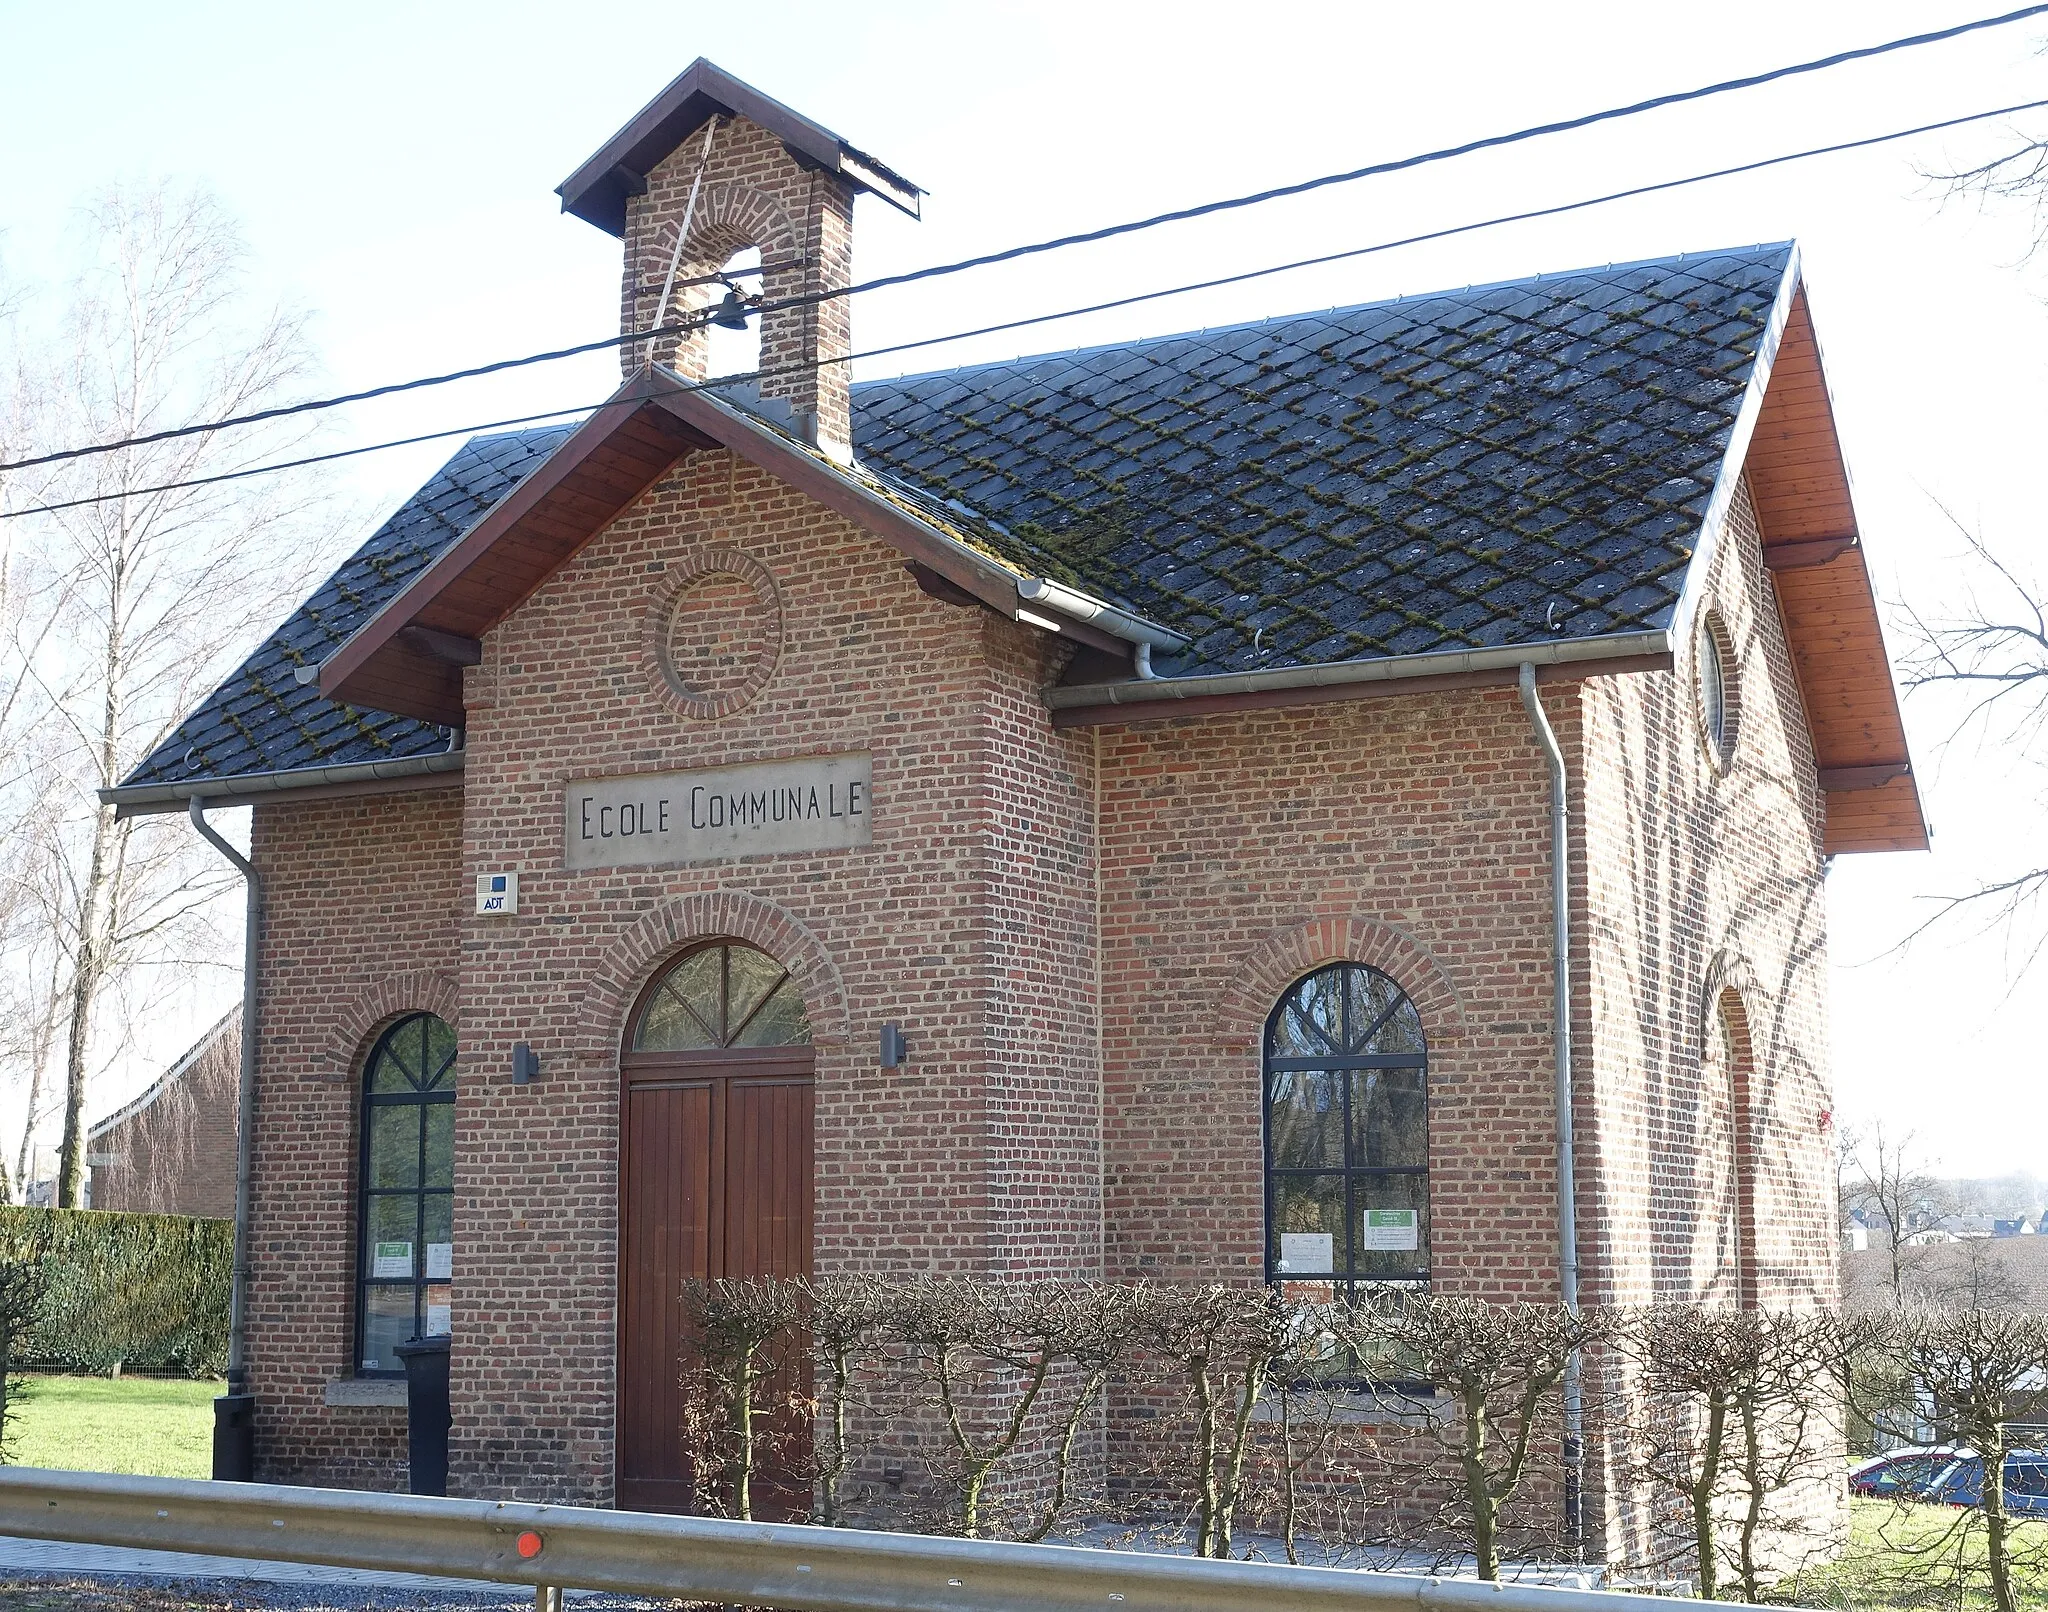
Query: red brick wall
[[1575, 474, 1834, 1315], [1096, 687, 1563, 1294], [447, 447, 1099, 1501], [1576, 472, 1842, 1572], [245, 787, 464, 1488]]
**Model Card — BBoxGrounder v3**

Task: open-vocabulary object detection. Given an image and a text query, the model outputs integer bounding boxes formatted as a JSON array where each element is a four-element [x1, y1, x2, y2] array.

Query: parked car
[[1849, 1447, 1972, 1501], [1923, 1450, 2048, 1514]]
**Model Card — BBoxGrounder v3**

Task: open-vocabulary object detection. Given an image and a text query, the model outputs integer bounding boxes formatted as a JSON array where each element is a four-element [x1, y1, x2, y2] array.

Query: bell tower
[[557, 60, 923, 464]]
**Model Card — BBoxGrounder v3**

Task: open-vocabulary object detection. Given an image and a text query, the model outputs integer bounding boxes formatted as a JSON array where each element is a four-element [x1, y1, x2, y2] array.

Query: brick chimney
[[556, 61, 922, 464]]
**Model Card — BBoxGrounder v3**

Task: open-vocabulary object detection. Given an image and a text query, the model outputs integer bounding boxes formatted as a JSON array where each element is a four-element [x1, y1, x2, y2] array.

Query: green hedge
[[0, 1207, 230, 1377]]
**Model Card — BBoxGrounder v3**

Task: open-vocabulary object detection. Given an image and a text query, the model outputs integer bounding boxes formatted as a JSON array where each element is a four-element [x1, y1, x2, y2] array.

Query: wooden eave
[[555, 58, 923, 235], [320, 373, 713, 723], [1742, 289, 1928, 855], [320, 368, 1120, 725]]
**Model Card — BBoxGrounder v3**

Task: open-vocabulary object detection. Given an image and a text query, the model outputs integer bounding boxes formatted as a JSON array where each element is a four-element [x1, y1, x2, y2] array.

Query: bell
[[711, 291, 752, 331]]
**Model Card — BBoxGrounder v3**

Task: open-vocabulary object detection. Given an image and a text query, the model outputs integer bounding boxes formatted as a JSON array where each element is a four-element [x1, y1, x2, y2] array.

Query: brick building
[[85, 1013, 240, 1218], [109, 62, 1924, 1557]]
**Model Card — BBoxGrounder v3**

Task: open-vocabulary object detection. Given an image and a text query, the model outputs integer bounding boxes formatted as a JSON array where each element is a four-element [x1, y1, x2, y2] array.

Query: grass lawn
[[7, 1374, 217, 1478], [1774, 1498, 2048, 1610]]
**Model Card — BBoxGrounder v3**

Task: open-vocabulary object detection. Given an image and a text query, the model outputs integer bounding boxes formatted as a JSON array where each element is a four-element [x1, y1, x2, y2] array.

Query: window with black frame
[[1264, 963, 1429, 1295], [357, 1012, 456, 1375]]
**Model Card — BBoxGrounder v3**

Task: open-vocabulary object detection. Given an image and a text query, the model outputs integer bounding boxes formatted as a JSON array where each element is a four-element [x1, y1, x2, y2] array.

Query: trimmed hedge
[[0, 1206, 229, 1376]]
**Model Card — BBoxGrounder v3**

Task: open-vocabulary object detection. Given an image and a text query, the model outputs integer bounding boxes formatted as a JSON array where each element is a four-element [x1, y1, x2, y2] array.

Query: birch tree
[[1, 183, 327, 1206]]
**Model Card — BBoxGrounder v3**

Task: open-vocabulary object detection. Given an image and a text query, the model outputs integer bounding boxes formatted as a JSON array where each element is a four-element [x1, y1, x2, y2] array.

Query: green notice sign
[[1361, 1208, 1418, 1252]]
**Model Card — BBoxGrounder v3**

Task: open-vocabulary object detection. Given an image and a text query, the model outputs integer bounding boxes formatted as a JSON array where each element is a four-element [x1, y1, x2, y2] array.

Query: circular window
[[1696, 612, 1737, 766], [645, 548, 782, 719]]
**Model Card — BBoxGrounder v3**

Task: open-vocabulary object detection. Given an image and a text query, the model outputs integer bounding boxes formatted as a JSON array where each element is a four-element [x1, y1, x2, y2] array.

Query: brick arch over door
[[1212, 917, 1467, 1050], [582, 890, 850, 1052], [317, 969, 461, 1084]]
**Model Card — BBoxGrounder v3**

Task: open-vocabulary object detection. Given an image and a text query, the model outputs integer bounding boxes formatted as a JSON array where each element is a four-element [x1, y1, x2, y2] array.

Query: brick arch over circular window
[[318, 969, 461, 1084], [583, 891, 849, 1051], [1213, 917, 1467, 1050]]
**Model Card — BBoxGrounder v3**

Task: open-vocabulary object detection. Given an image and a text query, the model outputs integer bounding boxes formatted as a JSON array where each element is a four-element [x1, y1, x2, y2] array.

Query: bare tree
[[1, 183, 328, 1206], [1871, 1306, 2048, 1612], [1841, 1123, 1951, 1307], [1353, 1296, 1601, 1583], [1927, 112, 2048, 261]]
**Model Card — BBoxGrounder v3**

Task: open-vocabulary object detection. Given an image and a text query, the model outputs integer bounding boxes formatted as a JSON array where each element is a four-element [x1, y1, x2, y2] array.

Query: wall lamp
[[879, 1023, 908, 1069], [511, 1042, 541, 1084]]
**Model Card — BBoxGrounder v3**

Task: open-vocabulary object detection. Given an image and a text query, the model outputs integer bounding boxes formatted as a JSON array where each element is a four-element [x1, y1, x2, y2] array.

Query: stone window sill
[[324, 1379, 407, 1408]]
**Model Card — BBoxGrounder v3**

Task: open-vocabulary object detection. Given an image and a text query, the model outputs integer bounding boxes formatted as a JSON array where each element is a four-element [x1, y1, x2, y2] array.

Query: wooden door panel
[[617, 1081, 713, 1513], [722, 1076, 814, 1518], [724, 1078, 814, 1279]]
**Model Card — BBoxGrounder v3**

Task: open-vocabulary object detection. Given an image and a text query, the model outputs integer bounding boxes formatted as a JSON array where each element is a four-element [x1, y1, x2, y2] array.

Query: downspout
[[189, 796, 261, 1481], [1518, 662, 1583, 1556]]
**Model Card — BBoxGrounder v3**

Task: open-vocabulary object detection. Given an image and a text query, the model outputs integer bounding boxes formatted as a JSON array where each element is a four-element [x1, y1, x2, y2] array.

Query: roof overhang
[[1706, 271, 1929, 855], [319, 368, 1176, 726], [556, 58, 923, 235]]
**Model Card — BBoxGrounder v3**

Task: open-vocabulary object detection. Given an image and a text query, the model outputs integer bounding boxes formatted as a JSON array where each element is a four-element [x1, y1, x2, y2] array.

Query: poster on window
[[426, 1243, 452, 1280], [425, 1303, 452, 1336], [1361, 1208, 1419, 1251], [372, 1241, 413, 1278], [1278, 1232, 1335, 1273]]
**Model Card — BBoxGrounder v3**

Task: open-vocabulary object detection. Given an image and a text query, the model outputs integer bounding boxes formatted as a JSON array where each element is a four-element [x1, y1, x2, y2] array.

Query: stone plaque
[[565, 753, 872, 870]]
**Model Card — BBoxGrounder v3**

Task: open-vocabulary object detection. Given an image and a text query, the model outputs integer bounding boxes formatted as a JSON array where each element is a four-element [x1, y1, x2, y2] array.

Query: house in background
[[85, 1013, 240, 1218]]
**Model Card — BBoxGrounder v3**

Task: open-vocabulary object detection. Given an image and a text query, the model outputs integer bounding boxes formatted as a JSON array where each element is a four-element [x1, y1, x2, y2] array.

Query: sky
[[2, 0, 2046, 1178]]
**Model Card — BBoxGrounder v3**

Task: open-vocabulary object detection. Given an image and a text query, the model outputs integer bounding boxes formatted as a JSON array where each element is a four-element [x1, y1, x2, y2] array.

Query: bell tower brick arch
[[621, 116, 855, 455]]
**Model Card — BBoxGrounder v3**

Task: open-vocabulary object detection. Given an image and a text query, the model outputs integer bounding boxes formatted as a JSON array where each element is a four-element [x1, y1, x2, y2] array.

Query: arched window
[[630, 941, 810, 1050], [1265, 963, 1429, 1292], [357, 1012, 456, 1375]]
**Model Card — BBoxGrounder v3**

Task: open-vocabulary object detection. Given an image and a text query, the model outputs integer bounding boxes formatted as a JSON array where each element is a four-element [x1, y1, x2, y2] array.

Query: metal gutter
[[187, 800, 261, 1482], [1517, 663, 1583, 1558], [102, 751, 465, 815], [1015, 577, 1189, 651], [1045, 629, 1670, 709]]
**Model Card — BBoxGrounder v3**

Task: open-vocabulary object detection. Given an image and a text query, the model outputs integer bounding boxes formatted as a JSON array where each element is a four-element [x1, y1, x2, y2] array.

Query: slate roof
[[123, 425, 573, 789], [122, 244, 1790, 792], [851, 244, 1792, 678]]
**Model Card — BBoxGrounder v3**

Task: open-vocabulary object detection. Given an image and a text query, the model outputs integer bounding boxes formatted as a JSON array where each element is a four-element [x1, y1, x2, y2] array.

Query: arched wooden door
[[617, 941, 814, 1514]]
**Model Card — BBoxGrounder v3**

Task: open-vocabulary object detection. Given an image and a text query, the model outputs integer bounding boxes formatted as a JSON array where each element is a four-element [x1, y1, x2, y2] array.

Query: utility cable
[[4, 2, 2044, 476], [743, 2, 2048, 322], [6, 91, 2048, 522]]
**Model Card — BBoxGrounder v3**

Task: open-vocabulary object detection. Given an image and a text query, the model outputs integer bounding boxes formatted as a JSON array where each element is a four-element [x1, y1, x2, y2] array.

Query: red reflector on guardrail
[[516, 1530, 545, 1559]]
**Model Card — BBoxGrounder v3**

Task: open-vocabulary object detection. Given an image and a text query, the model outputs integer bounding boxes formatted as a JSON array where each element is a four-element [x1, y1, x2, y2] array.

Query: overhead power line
[[748, 2, 2048, 319], [4, 3, 2045, 477], [7, 91, 2045, 525]]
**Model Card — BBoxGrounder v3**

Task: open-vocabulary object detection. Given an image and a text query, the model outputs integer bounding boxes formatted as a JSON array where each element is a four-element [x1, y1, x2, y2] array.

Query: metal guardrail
[[0, 1466, 1711, 1612]]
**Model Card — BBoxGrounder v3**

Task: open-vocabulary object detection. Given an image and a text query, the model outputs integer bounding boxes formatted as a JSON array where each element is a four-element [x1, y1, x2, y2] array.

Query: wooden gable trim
[[319, 369, 1135, 727], [1741, 290, 1928, 855], [636, 384, 1138, 655], [321, 373, 714, 724]]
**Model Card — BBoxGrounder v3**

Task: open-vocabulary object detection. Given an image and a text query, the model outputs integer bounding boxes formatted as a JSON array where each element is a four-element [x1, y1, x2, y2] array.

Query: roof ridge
[[851, 241, 1796, 393]]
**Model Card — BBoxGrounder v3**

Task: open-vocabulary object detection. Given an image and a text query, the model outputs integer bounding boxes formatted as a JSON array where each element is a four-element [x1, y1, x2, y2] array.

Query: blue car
[[1924, 1450, 2048, 1514], [1850, 1448, 1971, 1501]]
